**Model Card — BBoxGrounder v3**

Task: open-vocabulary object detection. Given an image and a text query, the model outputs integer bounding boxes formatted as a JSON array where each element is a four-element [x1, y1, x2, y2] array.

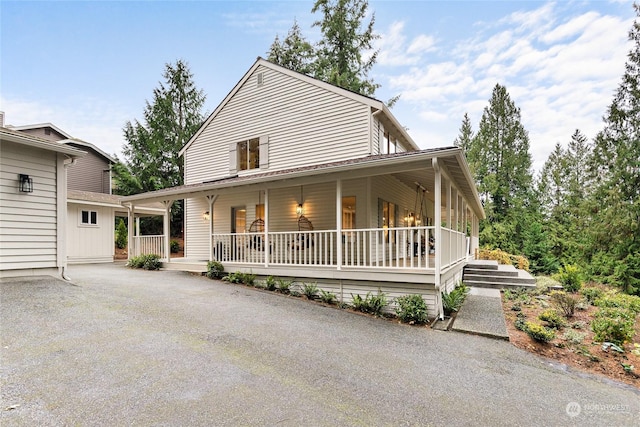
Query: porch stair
[[463, 260, 536, 290]]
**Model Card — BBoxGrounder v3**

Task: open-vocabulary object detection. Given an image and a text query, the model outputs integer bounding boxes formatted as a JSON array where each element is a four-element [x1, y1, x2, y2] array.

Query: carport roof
[[121, 147, 485, 219]]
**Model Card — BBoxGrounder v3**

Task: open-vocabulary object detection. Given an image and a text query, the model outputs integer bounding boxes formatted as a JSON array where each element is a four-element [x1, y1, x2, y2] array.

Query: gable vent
[[257, 72, 264, 87]]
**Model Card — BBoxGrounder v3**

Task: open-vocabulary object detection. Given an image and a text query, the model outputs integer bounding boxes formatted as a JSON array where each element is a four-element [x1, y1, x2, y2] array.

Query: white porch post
[[433, 158, 443, 319], [127, 204, 135, 259], [453, 188, 460, 231], [162, 200, 172, 263], [336, 179, 342, 271], [206, 195, 218, 261], [446, 178, 451, 228], [264, 189, 269, 267]]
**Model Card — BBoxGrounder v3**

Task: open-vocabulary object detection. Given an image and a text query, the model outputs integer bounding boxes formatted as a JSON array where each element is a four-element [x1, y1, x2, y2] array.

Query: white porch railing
[[210, 226, 468, 271], [132, 235, 166, 259]]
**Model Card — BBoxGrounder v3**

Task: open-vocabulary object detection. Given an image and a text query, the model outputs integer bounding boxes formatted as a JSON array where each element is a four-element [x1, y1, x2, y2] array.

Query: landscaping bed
[[501, 280, 640, 389]]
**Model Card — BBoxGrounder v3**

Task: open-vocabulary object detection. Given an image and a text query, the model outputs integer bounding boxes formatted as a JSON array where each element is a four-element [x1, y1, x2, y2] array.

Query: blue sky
[[1, 1, 635, 172]]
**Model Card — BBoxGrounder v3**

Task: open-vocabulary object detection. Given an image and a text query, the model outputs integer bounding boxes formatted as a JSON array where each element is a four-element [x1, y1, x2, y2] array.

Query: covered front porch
[[121, 148, 485, 318]]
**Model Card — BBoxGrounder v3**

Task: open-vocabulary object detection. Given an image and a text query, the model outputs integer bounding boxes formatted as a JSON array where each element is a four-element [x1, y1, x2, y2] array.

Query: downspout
[[433, 158, 443, 320], [60, 155, 78, 281]]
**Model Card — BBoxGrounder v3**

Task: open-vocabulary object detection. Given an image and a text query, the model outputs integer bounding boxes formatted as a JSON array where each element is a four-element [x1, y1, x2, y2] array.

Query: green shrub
[[514, 314, 527, 331], [554, 264, 582, 293], [206, 261, 224, 279], [265, 276, 277, 291], [241, 273, 256, 286], [442, 283, 469, 316], [594, 293, 640, 315], [170, 239, 180, 253], [580, 287, 604, 304], [319, 289, 337, 304], [276, 278, 293, 294], [223, 272, 244, 284], [524, 321, 556, 343], [538, 309, 566, 329], [562, 329, 586, 345], [302, 282, 319, 300], [591, 308, 635, 345], [351, 291, 388, 316], [550, 291, 579, 318], [395, 294, 429, 325], [126, 254, 161, 270], [115, 218, 128, 249]]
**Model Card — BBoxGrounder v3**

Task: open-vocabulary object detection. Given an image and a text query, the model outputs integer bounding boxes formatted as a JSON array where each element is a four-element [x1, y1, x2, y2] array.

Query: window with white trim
[[81, 210, 98, 226], [238, 138, 260, 171]]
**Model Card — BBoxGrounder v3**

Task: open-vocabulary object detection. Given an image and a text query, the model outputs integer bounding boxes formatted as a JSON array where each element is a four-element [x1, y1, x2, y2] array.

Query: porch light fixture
[[203, 211, 210, 221], [296, 203, 304, 216], [19, 174, 33, 193]]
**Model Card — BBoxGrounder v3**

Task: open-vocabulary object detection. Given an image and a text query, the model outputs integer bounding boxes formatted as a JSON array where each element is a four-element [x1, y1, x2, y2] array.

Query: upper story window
[[382, 131, 397, 154], [238, 138, 260, 171]]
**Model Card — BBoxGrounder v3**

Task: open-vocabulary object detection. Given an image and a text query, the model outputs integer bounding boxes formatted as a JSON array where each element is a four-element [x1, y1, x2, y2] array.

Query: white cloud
[[376, 21, 437, 66], [379, 3, 632, 172]]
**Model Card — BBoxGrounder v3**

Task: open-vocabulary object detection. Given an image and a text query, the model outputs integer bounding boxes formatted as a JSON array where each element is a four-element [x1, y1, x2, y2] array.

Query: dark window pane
[[82, 211, 89, 224]]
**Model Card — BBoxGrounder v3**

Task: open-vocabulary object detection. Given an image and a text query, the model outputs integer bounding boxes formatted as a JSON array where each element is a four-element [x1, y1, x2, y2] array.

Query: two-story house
[[121, 58, 485, 318]]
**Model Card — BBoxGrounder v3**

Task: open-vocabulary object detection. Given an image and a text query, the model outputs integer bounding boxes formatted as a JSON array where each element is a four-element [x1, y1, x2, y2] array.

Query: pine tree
[[115, 60, 206, 234], [311, 0, 380, 96], [119, 60, 206, 193], [454, 113, 474, 156], [469, 84, 533, 225], [267, 20, 316, 75], [588, 3, 640, 293]]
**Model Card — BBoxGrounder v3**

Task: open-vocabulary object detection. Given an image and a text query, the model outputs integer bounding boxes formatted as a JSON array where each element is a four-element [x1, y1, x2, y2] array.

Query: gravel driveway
[[1, 263, 638, 426]]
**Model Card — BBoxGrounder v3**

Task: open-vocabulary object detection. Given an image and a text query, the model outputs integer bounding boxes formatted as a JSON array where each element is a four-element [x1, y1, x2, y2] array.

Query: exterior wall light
[[19, 174, 33, 193], [296, 203, 304, 216], [203, 211, 210, 221]]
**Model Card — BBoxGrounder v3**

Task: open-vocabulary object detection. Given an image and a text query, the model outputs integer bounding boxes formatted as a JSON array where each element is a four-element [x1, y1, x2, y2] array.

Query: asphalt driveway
[[1, 263, 638, 426]]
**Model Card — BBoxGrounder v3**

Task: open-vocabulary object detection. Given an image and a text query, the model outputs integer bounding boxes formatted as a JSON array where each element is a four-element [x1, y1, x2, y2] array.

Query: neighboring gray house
[[0, 127, 85, 278], [122, 58, 485, 318]]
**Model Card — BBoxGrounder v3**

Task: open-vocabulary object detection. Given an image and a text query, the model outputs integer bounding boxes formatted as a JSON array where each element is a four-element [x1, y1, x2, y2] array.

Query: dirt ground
[[502, 288, 640, 389]]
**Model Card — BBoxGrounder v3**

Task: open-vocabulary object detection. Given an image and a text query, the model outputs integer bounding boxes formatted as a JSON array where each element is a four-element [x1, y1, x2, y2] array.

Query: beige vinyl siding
[[16, 127, 66, 142], [0, 141, 58, 270], [66, 204, 115, 263], [66, 149, 111, 193], [185, 197, 211, 260], [185, 65, 371, 185]]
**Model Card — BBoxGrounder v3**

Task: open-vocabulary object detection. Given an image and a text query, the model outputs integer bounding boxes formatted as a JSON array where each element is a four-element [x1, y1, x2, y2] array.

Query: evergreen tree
[[588, 3, 640, 293], [267, 20, 316, 75], [471, 84, 533, 221], [454, 113, 474, 156], [311, 0, 380, 96], [115, 60, 206, 234], [118, 60, 206, 193]]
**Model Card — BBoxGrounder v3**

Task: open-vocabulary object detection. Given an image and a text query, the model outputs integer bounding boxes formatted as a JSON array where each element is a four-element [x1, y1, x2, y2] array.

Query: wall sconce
[[296, 203, 304, 216], [203, 211, 210, 221], [19, 174, 33, 193]]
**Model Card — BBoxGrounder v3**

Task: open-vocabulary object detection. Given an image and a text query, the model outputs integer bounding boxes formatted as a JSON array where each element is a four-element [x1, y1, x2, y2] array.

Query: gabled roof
[[6, 122, 73, 139], [179, 57, 418, 156], [59, 138, 116, 163], [0, 127, 85, 158]]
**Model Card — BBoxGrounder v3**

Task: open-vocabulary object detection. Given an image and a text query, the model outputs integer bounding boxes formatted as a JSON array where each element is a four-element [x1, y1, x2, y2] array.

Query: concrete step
[[464, 273, 535, 285], [162, 261, 207, 273], [464, 268, 519, 278], [465, 260, 499, 270], [463, 280, 536, 290]]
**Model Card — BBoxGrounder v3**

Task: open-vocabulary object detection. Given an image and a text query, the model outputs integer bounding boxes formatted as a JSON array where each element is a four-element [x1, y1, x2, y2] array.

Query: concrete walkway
[[452, 287, 510, 340], [1, 264, 638, 426]]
